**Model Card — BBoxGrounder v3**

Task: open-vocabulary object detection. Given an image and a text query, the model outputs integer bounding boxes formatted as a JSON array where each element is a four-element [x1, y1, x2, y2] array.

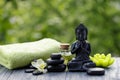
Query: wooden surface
[[0, 57, 119, 80]]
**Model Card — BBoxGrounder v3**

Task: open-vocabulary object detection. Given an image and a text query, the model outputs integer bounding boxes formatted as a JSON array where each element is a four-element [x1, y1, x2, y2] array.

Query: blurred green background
[[0, 0, 120, 56]]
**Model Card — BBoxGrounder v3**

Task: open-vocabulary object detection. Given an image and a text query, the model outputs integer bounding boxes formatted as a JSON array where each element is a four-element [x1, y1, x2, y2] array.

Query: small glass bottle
[[60, 43, 73, 65]]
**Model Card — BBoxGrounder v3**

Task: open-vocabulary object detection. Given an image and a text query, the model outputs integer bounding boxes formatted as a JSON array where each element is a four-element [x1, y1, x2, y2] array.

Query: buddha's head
[[75, 24, 88, 41]]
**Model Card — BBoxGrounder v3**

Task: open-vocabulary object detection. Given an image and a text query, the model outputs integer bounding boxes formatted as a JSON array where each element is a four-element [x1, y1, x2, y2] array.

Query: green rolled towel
[[0, 38, 60, 69]]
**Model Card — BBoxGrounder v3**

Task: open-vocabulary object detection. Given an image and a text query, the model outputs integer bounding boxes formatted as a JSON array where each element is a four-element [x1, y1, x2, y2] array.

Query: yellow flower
[[39, 63, 46, 69], [31, 59, 47, 73]]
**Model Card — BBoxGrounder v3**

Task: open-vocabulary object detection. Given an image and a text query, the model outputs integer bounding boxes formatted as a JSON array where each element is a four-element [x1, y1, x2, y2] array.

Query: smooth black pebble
[[46, 58, 64, 65], [51, 53, 62, 60], [82, 62, 96, 70], [32, 70, 43, 75], [47, 64, 66, 72], [87, 68, 105, 75], [25, 69, 35, 73], [29, 65, 36, 69]]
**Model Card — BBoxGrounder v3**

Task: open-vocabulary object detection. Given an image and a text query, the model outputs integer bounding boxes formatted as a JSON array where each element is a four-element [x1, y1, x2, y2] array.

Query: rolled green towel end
[[0, 38, 60, 69]]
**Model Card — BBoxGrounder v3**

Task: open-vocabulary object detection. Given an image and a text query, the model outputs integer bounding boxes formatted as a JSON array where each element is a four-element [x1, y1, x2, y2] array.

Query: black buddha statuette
[[68, 24, 96, 72], [71, 24, 90, 61]]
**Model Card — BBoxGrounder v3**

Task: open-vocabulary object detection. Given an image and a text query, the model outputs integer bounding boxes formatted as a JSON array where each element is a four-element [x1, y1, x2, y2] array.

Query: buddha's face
[[76, 27, 87, 41]]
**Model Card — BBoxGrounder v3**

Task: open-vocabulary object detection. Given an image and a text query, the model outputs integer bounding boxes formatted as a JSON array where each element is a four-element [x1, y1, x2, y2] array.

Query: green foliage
[[0, 0, 120, 56]]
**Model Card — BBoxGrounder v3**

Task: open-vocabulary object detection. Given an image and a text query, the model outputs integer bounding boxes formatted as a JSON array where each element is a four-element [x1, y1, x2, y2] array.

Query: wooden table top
[[0, 57, 119, 80]]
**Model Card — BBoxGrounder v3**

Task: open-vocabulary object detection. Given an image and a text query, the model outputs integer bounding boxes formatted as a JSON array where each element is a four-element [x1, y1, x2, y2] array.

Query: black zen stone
[[82, 62, 96, 71], [32, 70, 43, 75], [47, 64, 66, 72], [29, 65, 36, 69], [87, 68, 105, 75], [46, 58, 64, 65], [33, 59, 37, 62], [51, 53, 62, 60], [25, 69, 35, 73]]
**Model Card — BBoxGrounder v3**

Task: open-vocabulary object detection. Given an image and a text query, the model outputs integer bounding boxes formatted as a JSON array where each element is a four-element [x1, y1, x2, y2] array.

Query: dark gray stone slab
[[36, 72, 66, 80], [66, 72, 86, 80], [0, 57, 119, 80], [0, 66, 13, 80]]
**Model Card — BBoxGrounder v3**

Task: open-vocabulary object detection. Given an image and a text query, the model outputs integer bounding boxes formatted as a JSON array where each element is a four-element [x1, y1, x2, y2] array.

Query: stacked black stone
[[47, 53, 66, 72], [25, 59, 45, 75], [25, 64, 43, 75]]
